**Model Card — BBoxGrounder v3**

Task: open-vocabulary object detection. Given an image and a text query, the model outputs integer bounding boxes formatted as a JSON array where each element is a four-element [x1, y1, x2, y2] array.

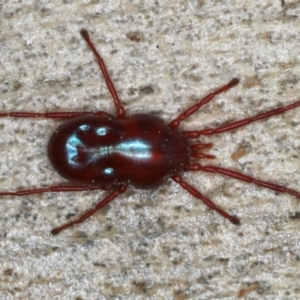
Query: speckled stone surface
[[1, 1, 300, 299]]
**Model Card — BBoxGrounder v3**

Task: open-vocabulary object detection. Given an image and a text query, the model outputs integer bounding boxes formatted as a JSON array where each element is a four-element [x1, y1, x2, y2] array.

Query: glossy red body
[[48, 114, 189, 189], [1, 29, 300, 235]]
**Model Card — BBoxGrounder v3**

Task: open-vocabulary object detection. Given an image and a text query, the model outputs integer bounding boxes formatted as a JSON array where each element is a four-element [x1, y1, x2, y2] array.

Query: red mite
[[2, 29, 300, 235]]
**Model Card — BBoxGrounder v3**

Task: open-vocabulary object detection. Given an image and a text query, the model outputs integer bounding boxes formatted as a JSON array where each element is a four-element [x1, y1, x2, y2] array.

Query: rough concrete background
[[1, 1, 300, 299]]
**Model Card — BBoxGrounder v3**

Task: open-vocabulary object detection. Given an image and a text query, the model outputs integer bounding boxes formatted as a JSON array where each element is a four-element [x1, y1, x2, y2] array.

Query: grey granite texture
[[1, 1, 300, 299]]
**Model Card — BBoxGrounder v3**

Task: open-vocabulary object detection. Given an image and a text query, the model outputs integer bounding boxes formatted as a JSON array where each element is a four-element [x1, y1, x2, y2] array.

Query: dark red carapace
[[1, 29, 300, 235]]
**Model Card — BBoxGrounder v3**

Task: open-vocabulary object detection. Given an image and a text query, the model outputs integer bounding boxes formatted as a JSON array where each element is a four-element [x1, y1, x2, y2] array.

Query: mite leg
[[169, 78, 239, 129], [51, 184, 127, 235], [171, 174, 240, 225], [80, 29, 125, 117], [188, 163, 300, 198], [184, 99, 300, 138], [0, 111, 111, 119], [0, 184, 110, 197]]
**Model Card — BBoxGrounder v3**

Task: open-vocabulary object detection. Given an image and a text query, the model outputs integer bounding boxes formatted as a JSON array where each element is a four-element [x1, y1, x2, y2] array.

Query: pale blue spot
[[97, 127, 107, 136], [116, 140, 151, 159], [66, 134, 81, 167], [104, 167, 114, 175], [79, 124, 89, 131]]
